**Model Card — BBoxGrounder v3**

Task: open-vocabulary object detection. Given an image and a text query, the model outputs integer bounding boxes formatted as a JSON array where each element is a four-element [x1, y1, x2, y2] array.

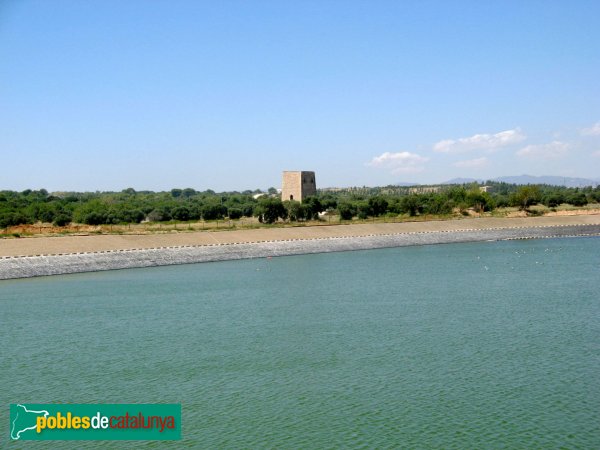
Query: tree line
[[0, 182, 598, 229]]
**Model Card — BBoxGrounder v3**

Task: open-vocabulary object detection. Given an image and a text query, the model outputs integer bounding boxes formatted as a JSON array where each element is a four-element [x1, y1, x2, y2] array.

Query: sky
[[1, 0, 599, 192]]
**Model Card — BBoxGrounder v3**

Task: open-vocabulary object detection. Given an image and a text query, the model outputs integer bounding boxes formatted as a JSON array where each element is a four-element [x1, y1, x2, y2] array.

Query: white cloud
[[452, 157, 489, 168], [367, 151, 429, 174], [516, 141, 570, 159], [433, 128, 525, 153], [582, 121, 600, 136]]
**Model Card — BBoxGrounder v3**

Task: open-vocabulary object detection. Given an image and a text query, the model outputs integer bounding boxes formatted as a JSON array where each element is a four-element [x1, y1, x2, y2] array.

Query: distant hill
[[441, 178, 483, 185], [440, 175, 598, 187], [493, 175, 598, 188], [395, 182, 420, 187]]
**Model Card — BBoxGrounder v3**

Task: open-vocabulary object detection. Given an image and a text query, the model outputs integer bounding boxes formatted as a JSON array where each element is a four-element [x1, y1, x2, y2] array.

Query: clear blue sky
[[1, 0, 599, 192]]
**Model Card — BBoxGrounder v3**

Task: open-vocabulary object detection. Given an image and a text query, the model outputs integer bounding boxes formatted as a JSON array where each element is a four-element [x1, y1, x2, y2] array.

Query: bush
[[303, 196, 323, 220], [228, 208, 243, 220], [52, 214, 72, 227], [466, 191, 495, 212], [566, 192, 587, 207], [146, 209, 164, 222], [83, 211, 108, 225], [172, 206, 191, 221], [543, 193, 564, 208], [528, 209, 544, 216], [401, 195, 422, 216], [368, 196, 388, 216], [337, 203, 354, 220], [283, 200, 304, 221], [356, 202, 371, 219], [494, 195, 509, 208], [202, 204, 226, 220], [0, 212, 33, 228], [424, 195, 452, 215]]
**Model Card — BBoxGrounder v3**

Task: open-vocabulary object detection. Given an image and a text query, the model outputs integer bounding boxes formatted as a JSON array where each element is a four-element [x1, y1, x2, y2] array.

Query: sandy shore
[[2, 215, 600, 257], [1, 215, 599, 280]]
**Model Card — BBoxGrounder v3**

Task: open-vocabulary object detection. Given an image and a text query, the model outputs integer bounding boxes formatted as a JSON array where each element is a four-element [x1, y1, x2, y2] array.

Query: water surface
[[2, 237, 599, 448]]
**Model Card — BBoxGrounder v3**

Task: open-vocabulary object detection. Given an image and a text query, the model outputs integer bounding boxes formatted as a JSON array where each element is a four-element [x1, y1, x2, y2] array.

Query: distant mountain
[[493, 175, 598, 188], [441, 178, 483, 185], [440, 175, 598, 187]]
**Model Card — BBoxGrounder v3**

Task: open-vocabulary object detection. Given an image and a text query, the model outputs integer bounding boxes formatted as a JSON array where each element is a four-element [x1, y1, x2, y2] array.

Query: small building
[[408, 186, 442, 194], [281, 171, 316, 202]]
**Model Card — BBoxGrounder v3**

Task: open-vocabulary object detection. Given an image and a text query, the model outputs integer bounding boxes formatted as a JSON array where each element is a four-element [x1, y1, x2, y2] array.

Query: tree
[[240, 203, 255, 217], [566, 192, 587, 207], [73, 200, 111, 224], [255, 198, 286, 224], [172, 206, 191, 221], [155, 206, 173, 221], [283, 200, 303, 221], [303, 196, 323, 220], [368, 196, 388, 216], [402, 195, 421, 216], [319, 195, 337, 210], [0, 212, 33, 228], [53, 213, 72, 227], [466, 190, 495, 213], [118, 208, 145, 223], [446, 186, 467, 203], [511, 186, 541, 210], [182, 188, 196, 198], [544, 192, 564, 208], [227, 208, 243, 220], [424, 194, 452, 215], [201, 203, 227, 220], [82, 211, 108, 225], [356, 201, 371, 219], [494, 195, 509, 208], [146, 209, 164, 222], [337, 203, 354, 220]]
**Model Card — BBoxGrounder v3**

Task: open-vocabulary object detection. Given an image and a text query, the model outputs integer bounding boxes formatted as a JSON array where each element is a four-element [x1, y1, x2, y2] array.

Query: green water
[[2, 237, 599, 448]]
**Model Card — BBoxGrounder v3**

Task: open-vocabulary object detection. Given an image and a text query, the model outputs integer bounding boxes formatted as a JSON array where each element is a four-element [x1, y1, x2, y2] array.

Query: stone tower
[[281, 171, 316, 202]]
